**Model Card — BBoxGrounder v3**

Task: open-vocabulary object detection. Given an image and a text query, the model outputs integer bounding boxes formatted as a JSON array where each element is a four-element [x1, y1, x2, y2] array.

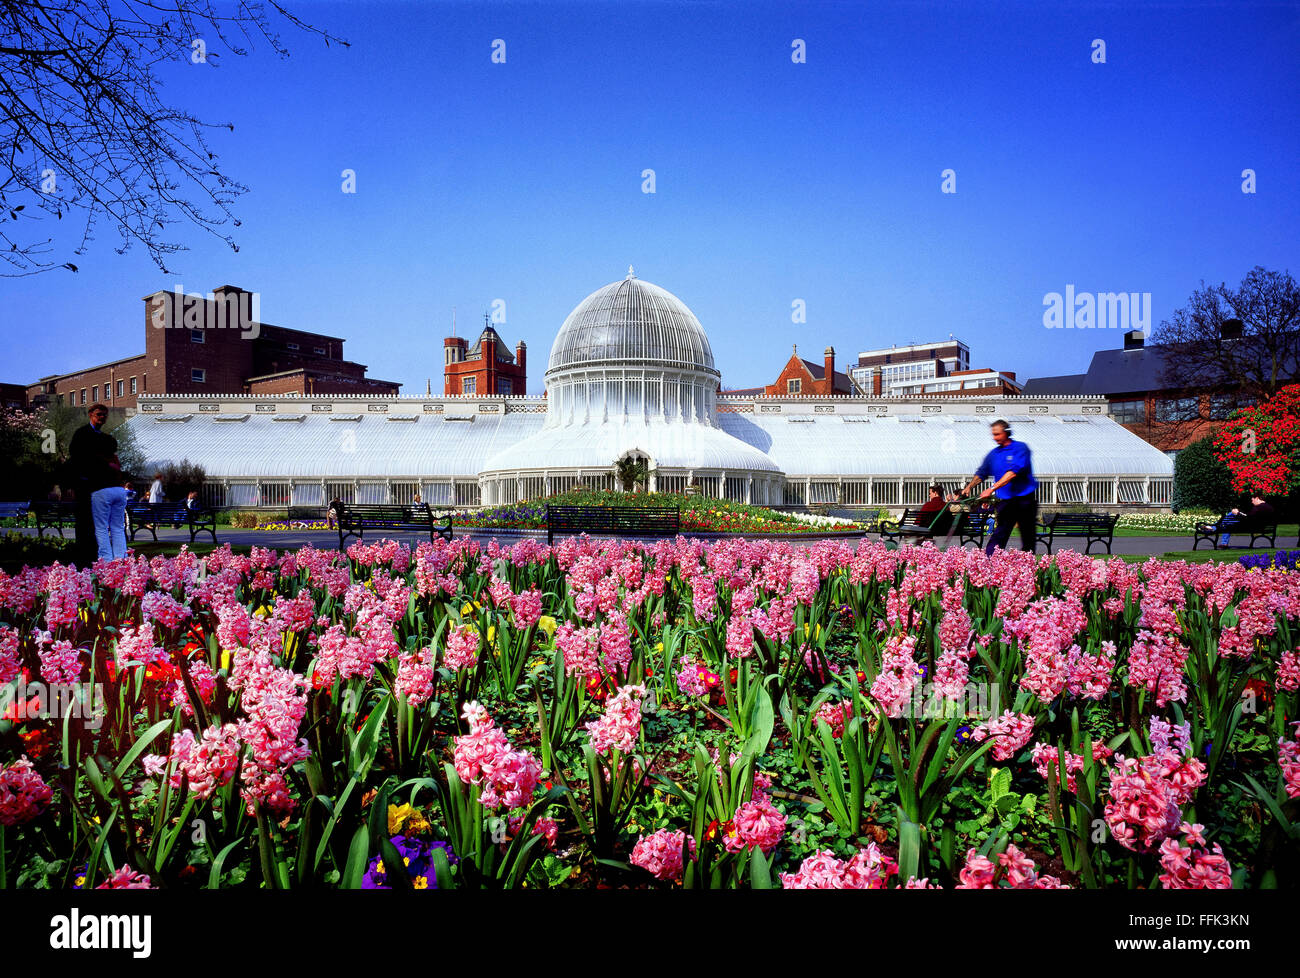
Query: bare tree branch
[[0, 0, 348, 276]]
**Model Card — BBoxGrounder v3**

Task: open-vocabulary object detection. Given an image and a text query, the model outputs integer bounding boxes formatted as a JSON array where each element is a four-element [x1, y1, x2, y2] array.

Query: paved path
[[14, 524, 1254, 558]]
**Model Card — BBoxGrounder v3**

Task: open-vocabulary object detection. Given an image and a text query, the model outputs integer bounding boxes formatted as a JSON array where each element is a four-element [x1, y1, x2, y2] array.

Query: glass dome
[[546, 269, 717, 376]]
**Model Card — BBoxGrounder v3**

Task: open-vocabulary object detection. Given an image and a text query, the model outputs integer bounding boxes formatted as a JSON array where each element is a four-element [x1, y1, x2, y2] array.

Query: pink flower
[[971, 711, 1035, 762], [1104, 750, 1205, 852], [95, 864, 156, 889], [452, 702, 542, 811], [725, 796, 786, 854], [586, 684, 646, 755], [1157, 823, 1233, 889], [780, 844, 898, 889], [0, 756, 53, 827], [630, 828, 695, 881], [396, 646, 436, 707], [443, 624, 481, 671]]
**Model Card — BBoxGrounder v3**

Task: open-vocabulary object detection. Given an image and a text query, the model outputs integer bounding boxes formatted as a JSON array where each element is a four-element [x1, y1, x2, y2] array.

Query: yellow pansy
[[414, 875, 429, 889], [537, 615, 558, 638], [388, 803, 431, 835]]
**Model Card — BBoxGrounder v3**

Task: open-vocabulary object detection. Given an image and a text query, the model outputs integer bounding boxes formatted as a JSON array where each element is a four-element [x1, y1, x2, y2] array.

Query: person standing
[[92, 478, 133, 561], [148, 472, 165, 504], [953, 419, 1038, 556], [68, 404, 119, 565]]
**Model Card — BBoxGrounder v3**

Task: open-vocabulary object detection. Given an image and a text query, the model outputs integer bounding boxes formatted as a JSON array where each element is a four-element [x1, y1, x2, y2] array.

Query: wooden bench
[[546, 505, 680, 545], [1192, 518, 1278, 551], [32, 501, 77, 538], [880, 506, 993, 546], [288, 506, 327, 523], [337, 503, 452, 548], [1036, 513, 1119, 554], [0, 501, 30, 524], [127, 501, 219, 544]]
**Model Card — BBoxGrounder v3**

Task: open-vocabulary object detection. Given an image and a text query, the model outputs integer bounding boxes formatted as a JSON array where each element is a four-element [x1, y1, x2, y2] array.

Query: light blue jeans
[[91, 486, 131, 560]]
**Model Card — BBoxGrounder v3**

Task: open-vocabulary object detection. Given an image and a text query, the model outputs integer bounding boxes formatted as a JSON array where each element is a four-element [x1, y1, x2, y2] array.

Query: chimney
[[824, 346, 835, 392], [872, 367, 882, 397], [1123, 329, 1145, 350], [1220, 318, 1243, 340], [1003, 371, 1016, 380], [516, 341, 527, 395]]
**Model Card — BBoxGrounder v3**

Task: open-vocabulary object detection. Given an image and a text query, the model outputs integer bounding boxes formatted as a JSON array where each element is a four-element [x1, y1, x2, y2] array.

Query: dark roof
[[723, 386, 766, 396], [468, 326, 516, 364], [1078, 347, 1176, 394], [799, 358, 853, 393], [1020, 373, 1086, 396]]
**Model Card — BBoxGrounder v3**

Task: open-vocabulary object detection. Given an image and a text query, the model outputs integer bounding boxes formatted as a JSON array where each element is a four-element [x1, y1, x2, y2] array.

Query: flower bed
[[457, 489, 859, 534], [0, 537, 1296, 890]]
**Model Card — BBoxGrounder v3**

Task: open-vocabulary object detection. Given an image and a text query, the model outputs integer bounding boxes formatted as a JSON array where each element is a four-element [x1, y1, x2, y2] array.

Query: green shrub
[[1172, 437, 1234, 513]]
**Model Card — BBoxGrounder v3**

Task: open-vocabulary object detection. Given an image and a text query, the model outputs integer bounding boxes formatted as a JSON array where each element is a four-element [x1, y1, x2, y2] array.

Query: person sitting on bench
[[1210, 494, 1274, 547], [917, 484, 955, 536]]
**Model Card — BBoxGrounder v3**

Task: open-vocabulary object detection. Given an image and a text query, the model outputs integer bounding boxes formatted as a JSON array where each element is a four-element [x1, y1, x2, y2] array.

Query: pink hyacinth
[[630, 828, 695, 881], [1280, 732, 1300, 799], [396, 645, 437, 707], [599, 614, 633, 676], [676, 656, 709, 697], [955, 845, 1067, 889], [37, 637, 82, 686], [1104, 749, 1205, 852], [453, 702, 542, 811], [0, 756, 54, 827], [586, 684, 646, 755], [780, 844, 898, 889], [725, 796, 786, 854], [971, 711, 1035, 762], [443, 624, 481, 671], [1148, 716, 1191, 756], [96, 864, 156, 889], [510, 588, 543, 629], [1157, 823, 1233, 889], [813, 700, 854, 739], [1277, 651, 1300, 694]]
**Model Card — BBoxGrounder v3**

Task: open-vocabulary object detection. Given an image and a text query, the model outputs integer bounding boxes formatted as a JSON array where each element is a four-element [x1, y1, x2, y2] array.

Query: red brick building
[[756, 345, 853, 396], [443, 320, 526, 396], [23, 284, 400, 410]]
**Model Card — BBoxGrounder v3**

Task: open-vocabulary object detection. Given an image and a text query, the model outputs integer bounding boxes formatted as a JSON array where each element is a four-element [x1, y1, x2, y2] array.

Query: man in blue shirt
[[953, 419, 1038, 555]]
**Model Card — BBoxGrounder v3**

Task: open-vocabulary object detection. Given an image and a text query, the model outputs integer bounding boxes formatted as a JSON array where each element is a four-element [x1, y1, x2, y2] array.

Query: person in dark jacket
[[68, 404, 119, 564], [1213, 495, 1275, 547]]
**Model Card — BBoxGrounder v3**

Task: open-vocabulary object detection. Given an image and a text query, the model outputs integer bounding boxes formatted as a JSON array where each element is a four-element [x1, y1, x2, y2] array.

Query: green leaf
[[989, 766, 1012, 804], [341, 824, 371, 889], [744, 687, 775, 758], [113, 719, 174, 781]]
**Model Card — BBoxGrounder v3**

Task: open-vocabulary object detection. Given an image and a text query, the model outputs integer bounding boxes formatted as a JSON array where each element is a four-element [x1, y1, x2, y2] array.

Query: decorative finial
[[626, 265, 636, 279], [793, 343, 797, 354], [426, 378, 431, 396]]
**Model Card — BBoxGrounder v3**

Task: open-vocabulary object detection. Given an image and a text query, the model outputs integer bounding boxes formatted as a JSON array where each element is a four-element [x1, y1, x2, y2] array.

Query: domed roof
[[547, 268, 717, 376]]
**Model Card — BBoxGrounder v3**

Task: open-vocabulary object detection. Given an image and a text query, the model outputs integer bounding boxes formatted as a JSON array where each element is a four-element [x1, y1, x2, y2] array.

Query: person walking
[[68, 404, 120, 565], [148, 472, 165, 504], [952, 419, 1038, 556]]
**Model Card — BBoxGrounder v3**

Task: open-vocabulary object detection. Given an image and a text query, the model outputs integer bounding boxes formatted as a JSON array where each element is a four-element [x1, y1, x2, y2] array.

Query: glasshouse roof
[[126, 407, 1172, 481], [546, 270, 717, 377]]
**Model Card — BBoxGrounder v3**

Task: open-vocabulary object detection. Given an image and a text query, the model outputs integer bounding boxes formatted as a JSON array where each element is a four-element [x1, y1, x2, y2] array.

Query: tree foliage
[[1, 0, 346, 275], [1152, 266, 1300, 401], [1171, 436, 1234, 513], [1211, 383, 1300, 495]]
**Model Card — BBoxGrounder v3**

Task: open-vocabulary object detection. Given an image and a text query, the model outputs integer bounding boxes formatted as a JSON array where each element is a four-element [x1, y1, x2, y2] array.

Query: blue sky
[[5, 0, 1299, 392]]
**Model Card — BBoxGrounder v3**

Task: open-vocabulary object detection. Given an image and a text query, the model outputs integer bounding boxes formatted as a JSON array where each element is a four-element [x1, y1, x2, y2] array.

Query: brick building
[[22, 284, 399, 410], [443, 319, 527, 396], [1021, 328, 1273, 456], [751, 345, 853, 396]]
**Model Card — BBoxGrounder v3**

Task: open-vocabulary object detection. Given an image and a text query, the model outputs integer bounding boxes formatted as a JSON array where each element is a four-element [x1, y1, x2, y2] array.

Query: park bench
[[288, 506, 327, 523], [32, 501, 77, 538], [546, 505, 680, 545], [0, 501, 30, 524], [1035, 512, 1119, 555], [879, 507, 991, 547], [336, 503, 452, 548], [127, 501, 219, 545], [1192, 518, 1278, 551]]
